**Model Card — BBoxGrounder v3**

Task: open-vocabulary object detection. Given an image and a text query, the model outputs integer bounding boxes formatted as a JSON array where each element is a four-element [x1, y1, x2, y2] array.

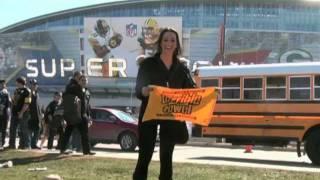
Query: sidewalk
[[4, 138, 316, 173], [186, 137, 297, 152]]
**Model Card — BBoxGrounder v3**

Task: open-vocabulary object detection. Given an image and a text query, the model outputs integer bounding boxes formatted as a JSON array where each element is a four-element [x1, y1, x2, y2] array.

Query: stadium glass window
[[290, 76, 310, 100], [201, 79, 218, 87], [80, 38, 84, 51], [266, 77, 286, 100], [243, 78, 262, 100], [314, 76, 320, 99], [80, 55, 85, 67], [222, 78, 240, 100]]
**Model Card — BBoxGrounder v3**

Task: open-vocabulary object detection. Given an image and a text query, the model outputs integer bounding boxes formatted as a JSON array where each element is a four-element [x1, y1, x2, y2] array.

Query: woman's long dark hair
[[154, 27, 182, 60]]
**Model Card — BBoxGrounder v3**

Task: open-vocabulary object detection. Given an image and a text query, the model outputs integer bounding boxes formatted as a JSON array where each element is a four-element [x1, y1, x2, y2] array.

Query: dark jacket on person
[[64, 78, 84, 124], [44, 100, 64, 128], [0, 89, 11, 120], [29, 90, 42, 129], [44, 100, 57, 124], [81, 88, 91, 122], [136, 55, 195, 124], [65, 79, 83, 99], [12, 87, 31, 116]]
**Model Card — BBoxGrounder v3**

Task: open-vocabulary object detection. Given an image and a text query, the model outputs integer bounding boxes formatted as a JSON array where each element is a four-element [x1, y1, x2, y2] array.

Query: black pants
[[29, 125, 40, 148], [133, 122, 175, 180], [47, 126, 64, 149], [9, 114, 30, 149], [60, 120, 90, 154], [0, 115, 8, 146], [0, 116, 8, 147], [71, 129, 82, 151]]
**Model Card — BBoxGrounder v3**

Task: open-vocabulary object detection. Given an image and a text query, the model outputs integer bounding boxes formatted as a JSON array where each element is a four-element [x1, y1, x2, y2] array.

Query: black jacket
[[44, 100, 58, 124], [29, 90, 42, 128], [65, 79, 84, 110], [65, 79, 82, 99], [81, 88, 91, 122], [0, 89, 11, 119], [12, 87, 31, 116], [135, 55, 195, 124], [64, 78, 83, 124]]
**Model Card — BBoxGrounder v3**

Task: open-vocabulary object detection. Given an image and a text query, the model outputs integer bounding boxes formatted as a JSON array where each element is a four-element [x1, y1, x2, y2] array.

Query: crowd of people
[[0, 71, 95, 155]]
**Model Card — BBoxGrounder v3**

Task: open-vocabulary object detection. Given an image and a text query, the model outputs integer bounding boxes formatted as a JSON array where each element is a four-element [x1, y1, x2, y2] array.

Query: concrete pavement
[[35, 140, 320, 173], [90, 143, 319, 173], [6, 137, 320, 173]]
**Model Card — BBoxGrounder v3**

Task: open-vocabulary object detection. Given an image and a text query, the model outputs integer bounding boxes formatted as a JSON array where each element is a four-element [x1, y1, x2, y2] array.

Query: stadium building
[[1, 0, 319, 110]]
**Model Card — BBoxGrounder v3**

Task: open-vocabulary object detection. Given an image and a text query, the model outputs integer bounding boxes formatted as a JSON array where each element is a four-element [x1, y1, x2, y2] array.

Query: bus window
[[315, 75, 320, 99], [290, 76, 310, 100], [201, 79, 218, 87], [222, 77, 240, 100], [243, 78, 262, 100], [266, 76, 286, 100]]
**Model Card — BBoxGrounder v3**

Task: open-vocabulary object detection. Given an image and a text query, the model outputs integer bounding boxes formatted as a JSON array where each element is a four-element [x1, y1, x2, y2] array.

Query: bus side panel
[[214, 102, 320, 115], [202, 103, 320, 142]]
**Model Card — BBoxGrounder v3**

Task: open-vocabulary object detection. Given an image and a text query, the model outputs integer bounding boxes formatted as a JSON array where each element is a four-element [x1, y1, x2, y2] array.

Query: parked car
[[89, 107, 138, 151]]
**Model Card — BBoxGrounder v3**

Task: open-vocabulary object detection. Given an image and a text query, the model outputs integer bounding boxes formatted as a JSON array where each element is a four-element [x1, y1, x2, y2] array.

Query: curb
[[184, 137, 298, 152]]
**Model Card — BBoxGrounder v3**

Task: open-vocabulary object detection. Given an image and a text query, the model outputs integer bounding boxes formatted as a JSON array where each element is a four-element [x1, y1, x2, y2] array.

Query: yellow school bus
[[194, 62, 320, 165]]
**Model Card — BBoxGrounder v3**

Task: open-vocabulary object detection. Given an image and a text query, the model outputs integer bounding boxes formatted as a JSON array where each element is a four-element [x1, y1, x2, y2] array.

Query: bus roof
[[197, 62, 320, 78]]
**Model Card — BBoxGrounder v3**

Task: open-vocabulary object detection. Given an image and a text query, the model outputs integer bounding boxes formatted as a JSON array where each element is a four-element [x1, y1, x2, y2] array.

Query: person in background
[[39, 114, 49, 149], [133, 28, 195, 180], [28, 79, 42, 149], [39, 103, 49, 149], [71, 74, 94, 152], [9, 76, 32, 149], [45, 91, 64, 150], [60, 71, 94, 155], [0, 79, 11, 148], [125, 106, 133, 115]]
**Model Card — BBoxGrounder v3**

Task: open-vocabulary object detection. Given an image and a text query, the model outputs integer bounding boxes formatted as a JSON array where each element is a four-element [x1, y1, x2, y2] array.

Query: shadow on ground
[[0, 150, 69, 166], [190, 156, 317, 168]]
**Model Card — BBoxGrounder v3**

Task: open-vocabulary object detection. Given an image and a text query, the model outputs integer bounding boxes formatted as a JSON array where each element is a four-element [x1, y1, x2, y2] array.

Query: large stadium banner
[[187, 28, 320, 69], [83, 17, 182, 78], [0, 30, 80, 86], [212, 30, 320, 65]]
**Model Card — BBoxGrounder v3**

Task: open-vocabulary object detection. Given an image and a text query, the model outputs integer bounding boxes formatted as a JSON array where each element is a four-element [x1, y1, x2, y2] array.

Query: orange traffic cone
[[244, 145, 253, 153]]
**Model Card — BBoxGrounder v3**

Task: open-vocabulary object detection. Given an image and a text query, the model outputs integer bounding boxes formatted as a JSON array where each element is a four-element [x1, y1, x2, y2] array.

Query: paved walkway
[[5, 137, 320, 173], [37, 141, 320, 173]]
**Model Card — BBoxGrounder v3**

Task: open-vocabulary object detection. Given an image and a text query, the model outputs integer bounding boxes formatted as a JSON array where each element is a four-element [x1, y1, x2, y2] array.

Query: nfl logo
[[126, 23, 137, 37]]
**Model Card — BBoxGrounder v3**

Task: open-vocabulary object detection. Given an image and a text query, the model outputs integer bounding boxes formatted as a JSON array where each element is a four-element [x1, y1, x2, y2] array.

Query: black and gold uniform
[[9, 84, 31, 149]]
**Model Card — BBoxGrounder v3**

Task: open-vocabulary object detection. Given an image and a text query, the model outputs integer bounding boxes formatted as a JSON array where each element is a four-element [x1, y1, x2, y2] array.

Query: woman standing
[[133, 28, 195, 180]]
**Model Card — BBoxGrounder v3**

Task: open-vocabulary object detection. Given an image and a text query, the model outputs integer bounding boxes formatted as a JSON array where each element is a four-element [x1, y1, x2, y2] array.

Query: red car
[[89, 107, 139, 151]]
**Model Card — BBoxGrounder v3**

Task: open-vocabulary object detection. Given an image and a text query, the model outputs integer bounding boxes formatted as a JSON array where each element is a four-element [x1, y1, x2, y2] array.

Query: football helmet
[[108, 33, 123, 48], [141, 18, 160, 44], [95, 19, 110, 37]]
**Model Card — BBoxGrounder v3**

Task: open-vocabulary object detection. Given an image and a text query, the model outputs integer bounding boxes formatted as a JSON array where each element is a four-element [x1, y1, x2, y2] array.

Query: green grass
[[0, 150, 319, 180]]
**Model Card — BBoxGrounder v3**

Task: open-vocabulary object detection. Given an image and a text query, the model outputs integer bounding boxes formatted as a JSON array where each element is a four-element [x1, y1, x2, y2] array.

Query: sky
[[0, 0, 121, 29]]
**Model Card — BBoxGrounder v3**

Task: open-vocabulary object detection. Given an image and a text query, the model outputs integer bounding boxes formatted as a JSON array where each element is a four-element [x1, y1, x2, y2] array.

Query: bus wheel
[[305, 130, 320, 165]]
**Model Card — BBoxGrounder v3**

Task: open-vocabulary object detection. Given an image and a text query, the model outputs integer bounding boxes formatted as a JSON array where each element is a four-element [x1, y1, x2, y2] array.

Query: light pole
[[223, 0, 227, 65]]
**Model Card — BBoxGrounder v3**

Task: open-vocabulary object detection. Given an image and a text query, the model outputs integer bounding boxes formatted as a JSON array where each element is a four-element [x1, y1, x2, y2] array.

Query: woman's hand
[[214, 88, 220, 95], [142, 85, 155, 97]]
